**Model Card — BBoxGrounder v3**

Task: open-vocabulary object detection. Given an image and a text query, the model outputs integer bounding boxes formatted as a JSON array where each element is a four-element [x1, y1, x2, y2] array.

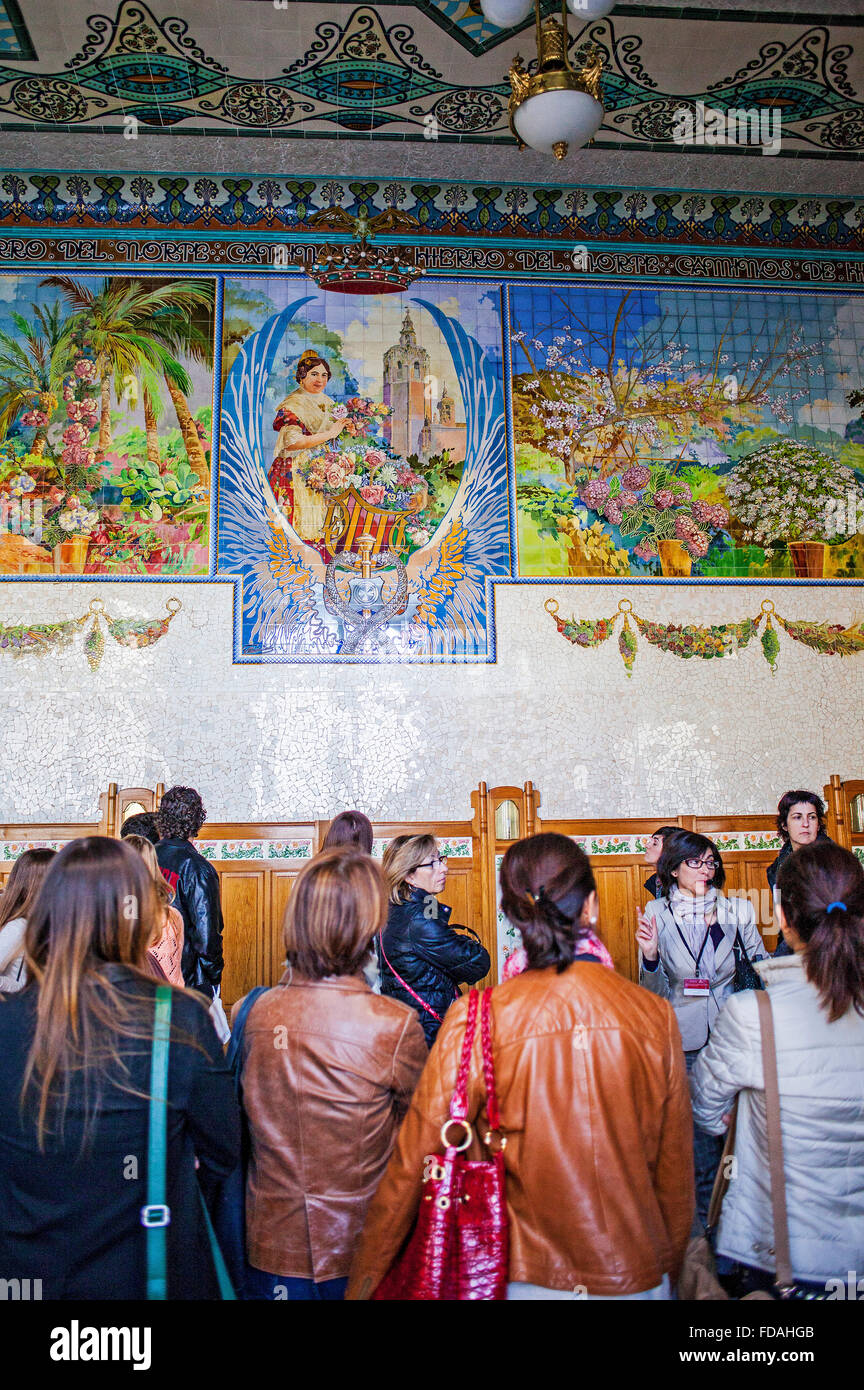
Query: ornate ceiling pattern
[[0, 0, 860, 156]]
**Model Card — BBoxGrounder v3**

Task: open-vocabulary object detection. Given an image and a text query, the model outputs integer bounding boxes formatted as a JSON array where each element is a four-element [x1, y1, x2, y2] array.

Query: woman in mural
[[269, 351, 346, 543]]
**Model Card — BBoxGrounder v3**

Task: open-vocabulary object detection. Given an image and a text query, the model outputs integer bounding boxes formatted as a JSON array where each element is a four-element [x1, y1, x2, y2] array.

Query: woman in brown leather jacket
[[348, 833, 694, 1301], [234, 848, 427, 1301]]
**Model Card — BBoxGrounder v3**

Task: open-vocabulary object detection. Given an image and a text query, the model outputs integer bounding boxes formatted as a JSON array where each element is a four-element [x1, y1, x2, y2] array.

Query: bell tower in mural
[[383, 311, 429, 459]]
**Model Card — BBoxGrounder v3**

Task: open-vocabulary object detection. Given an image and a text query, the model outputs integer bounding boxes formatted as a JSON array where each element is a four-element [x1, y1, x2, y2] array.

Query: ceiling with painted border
[[0, 0, 860, 161]]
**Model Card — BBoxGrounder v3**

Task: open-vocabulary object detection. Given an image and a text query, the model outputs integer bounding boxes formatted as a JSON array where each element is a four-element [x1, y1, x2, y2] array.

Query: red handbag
[[373, 987, 509, 1301]]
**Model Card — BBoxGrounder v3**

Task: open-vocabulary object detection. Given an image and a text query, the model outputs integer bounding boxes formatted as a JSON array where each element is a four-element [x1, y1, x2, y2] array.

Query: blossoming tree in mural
[[509, 284, 864, 579]]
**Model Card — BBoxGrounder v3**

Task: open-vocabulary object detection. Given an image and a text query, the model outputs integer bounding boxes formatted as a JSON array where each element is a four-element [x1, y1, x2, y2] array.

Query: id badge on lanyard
[[676, 921, 713, 997]]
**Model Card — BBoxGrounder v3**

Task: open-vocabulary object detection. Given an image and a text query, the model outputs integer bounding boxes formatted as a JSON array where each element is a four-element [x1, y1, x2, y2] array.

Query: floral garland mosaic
[[0, 595, 181, 670], [546, 597, 864, 678]]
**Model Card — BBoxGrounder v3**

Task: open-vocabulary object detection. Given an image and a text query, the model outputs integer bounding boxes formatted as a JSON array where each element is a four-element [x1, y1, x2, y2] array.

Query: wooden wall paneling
[[217, 866, 266, 1009], [591, 863, 641, 980], [269, 870, 302, 986]]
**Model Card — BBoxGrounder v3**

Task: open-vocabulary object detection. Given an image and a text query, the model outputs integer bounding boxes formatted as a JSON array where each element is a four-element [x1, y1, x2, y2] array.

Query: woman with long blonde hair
[[0, 836, 240, 1299]]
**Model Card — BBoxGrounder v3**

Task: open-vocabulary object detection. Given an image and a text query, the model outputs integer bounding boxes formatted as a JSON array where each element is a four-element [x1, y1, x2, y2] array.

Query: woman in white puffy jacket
[[692, 840, 864, 1298]]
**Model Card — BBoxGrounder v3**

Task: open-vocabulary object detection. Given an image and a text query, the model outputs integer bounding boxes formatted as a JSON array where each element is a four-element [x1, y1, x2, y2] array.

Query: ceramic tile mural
[[0, 272, 215, 577], [511, 282, 864, 581], [218, 276, 509, 661]]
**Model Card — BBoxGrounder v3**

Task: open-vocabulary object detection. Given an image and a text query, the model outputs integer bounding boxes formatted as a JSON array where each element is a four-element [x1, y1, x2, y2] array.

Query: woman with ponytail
[[0, 836, 240, 1299], [348, 833, 694, 1301], [692, 840, 864, 1297]]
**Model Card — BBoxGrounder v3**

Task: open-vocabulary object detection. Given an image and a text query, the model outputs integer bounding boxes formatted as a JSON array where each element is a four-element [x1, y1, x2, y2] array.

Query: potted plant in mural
[[725, 439, 863, 578], [579, 464, 729, 577]]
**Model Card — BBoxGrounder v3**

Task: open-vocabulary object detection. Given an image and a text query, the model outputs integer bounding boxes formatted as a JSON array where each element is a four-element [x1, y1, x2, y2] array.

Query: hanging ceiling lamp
[[506, 0, 604, 159], [566, 0, 615, 17], [479, 0, 534, 25]]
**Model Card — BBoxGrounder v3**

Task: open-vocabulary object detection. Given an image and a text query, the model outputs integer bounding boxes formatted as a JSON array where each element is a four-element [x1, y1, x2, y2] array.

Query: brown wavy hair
[[283, 847, 387, 979], [22, 837, 166, 1147], [500, 833, 597, 973], [776, 840, 864, 1022], [0, 847, 56, 932], [157, 785, 206, 840]]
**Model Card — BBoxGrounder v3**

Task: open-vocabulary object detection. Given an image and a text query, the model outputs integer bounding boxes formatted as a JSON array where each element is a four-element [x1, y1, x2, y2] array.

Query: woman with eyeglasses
[[379, 835, 490, 1047], [636, 828, 767, 1228]]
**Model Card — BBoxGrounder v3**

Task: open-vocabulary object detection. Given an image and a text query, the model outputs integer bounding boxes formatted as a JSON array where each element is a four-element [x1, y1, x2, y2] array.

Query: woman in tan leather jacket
[[234, 848, 427, 1301], [347, 833, 694, 1301]]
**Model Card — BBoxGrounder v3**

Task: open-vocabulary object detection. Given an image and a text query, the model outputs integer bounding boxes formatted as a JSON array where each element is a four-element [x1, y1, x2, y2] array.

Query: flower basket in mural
[[725, 439, 863, 576]]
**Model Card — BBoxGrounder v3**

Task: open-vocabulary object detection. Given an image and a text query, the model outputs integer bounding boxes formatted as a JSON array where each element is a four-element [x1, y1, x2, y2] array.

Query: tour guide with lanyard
[[142, 985, 236, 1300]]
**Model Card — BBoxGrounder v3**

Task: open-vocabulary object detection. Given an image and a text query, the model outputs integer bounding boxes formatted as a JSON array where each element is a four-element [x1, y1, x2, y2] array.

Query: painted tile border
[[571, 831, 782, 854], [195, 839, 314, 861], [371, 836, 472, 859]]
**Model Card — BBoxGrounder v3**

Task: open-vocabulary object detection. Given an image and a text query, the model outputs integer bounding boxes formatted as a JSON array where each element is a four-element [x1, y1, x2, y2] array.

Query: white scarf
[[669, 885, 718, 976]]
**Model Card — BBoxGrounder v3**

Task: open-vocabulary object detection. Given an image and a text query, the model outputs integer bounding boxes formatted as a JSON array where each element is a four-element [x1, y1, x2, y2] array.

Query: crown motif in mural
[[306, 205, 424, 294]]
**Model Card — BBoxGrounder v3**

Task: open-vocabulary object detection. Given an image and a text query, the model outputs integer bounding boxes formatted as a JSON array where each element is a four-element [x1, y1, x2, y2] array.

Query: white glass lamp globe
[[566, 0, 615, 18], [512, 86, 603, 157], [479, 0, 534, 27]]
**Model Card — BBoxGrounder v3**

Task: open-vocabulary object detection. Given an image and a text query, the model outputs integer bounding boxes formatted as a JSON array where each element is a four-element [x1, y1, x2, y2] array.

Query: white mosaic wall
[[1, 580, 862, 823]]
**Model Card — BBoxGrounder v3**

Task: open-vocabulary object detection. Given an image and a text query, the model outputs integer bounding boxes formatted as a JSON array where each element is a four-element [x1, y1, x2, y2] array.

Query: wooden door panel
[[218, 868, 265, 1009]]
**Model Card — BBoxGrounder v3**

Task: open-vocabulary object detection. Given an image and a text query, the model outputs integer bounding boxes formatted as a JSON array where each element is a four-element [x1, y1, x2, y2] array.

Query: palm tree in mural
[[39, 277, 213, 479], [0, 303, 72, 457], [144, 307, 213, 482]]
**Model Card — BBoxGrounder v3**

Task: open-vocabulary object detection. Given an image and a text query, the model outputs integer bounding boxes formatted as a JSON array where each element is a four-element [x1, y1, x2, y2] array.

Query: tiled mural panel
[[0, 579, 861, 823]]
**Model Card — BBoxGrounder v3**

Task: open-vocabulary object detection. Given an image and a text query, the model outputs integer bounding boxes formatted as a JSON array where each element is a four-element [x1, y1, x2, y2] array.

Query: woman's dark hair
[[295, 351, 331, 384], [500, 833, 597, 974], [652, 825, 679, 841], [657, 829, 726, 895], [776, 790, 826, 843], [283, 848, 387, 980], [0, 848, 56, 931], [120, 811, 160, 845], [157, 786, 206, 840], [323, 811, 373, 856], [776, 841, 864, 1022]]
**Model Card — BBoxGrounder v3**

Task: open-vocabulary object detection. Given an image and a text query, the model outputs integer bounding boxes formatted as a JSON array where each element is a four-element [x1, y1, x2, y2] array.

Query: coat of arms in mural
[[217, 279, 509, 661]]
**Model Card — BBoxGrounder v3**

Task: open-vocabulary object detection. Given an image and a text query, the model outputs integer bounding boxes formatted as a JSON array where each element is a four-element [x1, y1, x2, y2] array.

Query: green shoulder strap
[[144, 985, 172, 1300]]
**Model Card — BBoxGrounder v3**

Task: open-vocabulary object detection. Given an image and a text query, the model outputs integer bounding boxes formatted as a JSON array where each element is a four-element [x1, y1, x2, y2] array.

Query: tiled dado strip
[[0, 175, 861, 251], [0, 836, 474, 862], [576, 831, 783, 855], [0, 237, 861, 287]]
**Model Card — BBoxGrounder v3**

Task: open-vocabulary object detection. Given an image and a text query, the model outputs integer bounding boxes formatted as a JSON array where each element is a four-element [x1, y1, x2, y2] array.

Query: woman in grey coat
[[636, 830, 767, 1228], [691, 841, 864, 1297]]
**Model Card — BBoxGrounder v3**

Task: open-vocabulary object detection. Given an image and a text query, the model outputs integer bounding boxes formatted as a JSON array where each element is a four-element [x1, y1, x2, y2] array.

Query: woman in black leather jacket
[[379, 835, 490, 1046]]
